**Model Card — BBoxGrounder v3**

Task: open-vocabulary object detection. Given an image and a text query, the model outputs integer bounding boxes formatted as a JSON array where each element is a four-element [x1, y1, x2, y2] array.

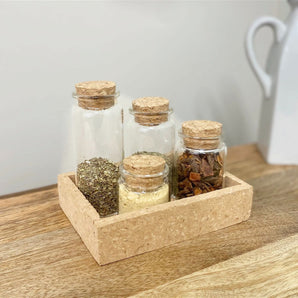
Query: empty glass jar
[[124, 96, 175, 194], [174, 120, 227, 199], [72, 81, 123, 217]]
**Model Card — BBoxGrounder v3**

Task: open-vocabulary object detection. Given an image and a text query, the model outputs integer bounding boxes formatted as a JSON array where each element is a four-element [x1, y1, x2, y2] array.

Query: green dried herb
[[175, 150, 223, 199], [76, 157, 119, 217]]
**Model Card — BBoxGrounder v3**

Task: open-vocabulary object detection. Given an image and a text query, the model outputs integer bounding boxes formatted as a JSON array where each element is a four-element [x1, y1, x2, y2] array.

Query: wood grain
[[226, 143, 296, 181], [0, 144, 297, 297], [133, 234, 298, 297]]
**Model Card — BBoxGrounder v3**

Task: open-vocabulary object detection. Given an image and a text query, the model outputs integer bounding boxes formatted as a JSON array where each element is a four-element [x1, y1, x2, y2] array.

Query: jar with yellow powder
[[119, 154, 169, 214]]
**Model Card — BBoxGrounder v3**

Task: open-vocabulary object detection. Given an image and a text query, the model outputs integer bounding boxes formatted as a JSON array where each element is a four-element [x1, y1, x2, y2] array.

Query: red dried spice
[[189, 172, 201, 182], [176, 150, 223, 199]]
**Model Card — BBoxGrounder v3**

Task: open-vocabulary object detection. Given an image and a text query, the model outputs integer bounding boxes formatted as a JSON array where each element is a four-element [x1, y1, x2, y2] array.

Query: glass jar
[[174, 120, 227, 199], [124, 96, 175, 193], [72, 81, 123, 217], [119, 154, 169, 213]]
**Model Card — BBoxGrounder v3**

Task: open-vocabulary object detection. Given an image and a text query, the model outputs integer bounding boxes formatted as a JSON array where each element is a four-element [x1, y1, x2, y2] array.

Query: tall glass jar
[[174, 120, 227, 199], [124, 96, 175, 194], [119, 154, 169, 213], [72, 81, 123, 217]]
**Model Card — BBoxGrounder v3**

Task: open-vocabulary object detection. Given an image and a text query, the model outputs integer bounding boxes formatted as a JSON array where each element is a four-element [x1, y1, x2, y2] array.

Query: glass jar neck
[[72, 91, 119, 111], [179, 131, 222, 150], [120, 163, 168, 192], [129, 108, 173, 126]]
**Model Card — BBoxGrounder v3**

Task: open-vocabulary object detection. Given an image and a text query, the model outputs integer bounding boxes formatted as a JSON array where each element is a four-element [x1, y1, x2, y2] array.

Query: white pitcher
[[246, 0, 298, 165]]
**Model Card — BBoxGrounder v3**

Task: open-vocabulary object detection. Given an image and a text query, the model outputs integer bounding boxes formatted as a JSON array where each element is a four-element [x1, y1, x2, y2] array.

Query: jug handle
[[246, 17, 286, 99]]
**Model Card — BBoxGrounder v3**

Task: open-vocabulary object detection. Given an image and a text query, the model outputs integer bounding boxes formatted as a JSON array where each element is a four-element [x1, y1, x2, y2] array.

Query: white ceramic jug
[[246, 0, 298, 165]]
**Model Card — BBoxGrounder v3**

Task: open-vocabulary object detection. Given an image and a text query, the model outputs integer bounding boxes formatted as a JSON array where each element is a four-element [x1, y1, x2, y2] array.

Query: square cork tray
[[58, 172, 253, 265]]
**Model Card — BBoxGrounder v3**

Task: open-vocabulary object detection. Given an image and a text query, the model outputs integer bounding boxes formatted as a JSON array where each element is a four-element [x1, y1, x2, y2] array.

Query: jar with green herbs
[[174, 120, 227, 199], [72, 81, 123, 217], [119, 154, 169, 213], [124, 97, 175, 195]]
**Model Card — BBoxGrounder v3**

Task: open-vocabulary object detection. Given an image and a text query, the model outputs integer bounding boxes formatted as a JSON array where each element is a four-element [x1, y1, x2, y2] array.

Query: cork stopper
[[75, 81, 116, 110], [182, 120, 222, 150], [132, 97, 169, 126], [122, 154, 166, 190]]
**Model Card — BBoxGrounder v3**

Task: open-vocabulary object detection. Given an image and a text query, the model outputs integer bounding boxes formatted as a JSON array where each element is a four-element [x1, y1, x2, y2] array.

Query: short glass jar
[[119, 154, 169, 214], [174, 120, 227, 199], [72, 81, 123, 217], [124, 96, 175, 193]]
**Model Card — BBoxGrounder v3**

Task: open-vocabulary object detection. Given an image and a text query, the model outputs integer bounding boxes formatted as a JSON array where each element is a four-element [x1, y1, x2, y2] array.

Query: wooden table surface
[[1, 144, 297, 297]]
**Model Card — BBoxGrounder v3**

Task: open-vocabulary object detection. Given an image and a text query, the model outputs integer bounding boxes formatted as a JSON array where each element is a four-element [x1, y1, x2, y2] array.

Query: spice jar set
[[72, 80, 227, 217]]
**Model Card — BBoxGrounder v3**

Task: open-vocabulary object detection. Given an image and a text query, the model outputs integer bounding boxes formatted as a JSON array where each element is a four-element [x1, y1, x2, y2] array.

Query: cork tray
[[58, 172, 253, 265]]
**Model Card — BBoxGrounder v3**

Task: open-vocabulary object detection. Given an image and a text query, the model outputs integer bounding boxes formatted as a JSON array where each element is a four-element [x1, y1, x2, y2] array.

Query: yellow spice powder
[[119, 184, 169, 214]]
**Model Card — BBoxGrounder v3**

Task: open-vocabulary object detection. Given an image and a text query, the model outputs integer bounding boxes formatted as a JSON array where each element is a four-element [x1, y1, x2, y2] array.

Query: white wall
[[0, 1, 288, 195]]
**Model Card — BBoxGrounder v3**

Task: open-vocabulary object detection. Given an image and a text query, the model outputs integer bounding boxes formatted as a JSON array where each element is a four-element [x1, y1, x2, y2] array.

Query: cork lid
[[75, 80, 117, 110], [122, 154, 167, 190], [182, 120, 223, 150], [132, 97, 170, 126]]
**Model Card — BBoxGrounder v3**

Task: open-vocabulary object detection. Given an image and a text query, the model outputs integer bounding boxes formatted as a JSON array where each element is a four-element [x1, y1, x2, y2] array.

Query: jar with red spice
[[174, 120, 227, 199]]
